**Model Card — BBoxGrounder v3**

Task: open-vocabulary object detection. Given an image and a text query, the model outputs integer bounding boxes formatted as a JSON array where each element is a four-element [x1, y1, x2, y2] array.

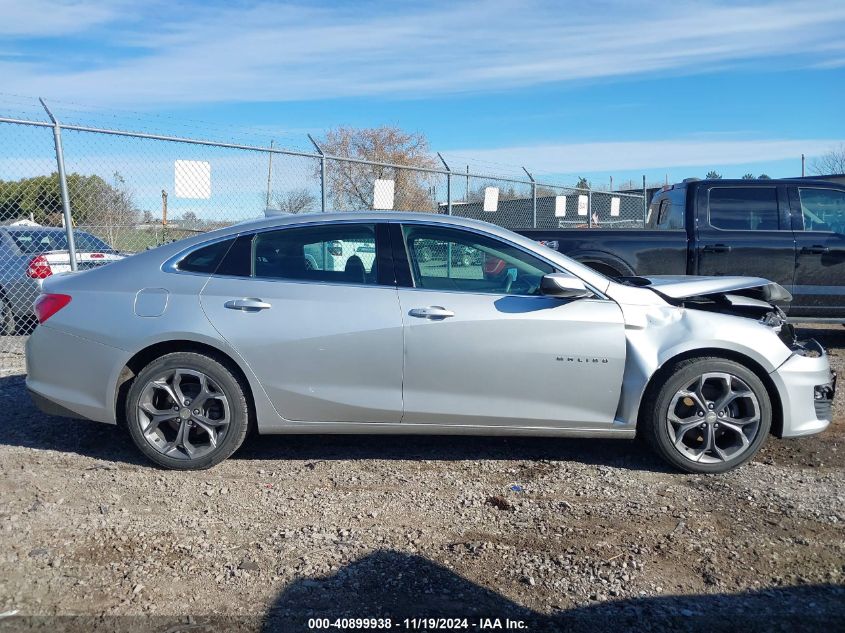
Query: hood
[[627, 275, 792, 304]]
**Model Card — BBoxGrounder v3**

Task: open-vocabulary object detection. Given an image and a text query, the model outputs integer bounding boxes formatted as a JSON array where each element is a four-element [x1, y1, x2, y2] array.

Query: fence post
[[308, 134, 327, 212], [39, 98, 77, 271], [642, 175, 647, 227], [522, 167, 536, 228], [588, 189, 593, 228], [437, 153, 452, 215]]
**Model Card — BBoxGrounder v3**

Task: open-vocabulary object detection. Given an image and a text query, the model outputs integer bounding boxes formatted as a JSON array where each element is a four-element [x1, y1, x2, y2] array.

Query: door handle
[[702, 244, 732, 253], [801, 245, 830, 255], [224, 298, 272, 311], [409, 306, 455, 319]]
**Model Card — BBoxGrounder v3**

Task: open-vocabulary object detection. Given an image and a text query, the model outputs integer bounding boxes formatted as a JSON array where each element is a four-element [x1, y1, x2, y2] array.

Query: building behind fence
[[0, 98, 648, 369]]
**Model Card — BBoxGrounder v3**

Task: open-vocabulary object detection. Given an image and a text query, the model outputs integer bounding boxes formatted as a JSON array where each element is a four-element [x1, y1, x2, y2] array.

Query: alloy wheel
[[137, 368, 230, 460], [666, 372, 761, 464]]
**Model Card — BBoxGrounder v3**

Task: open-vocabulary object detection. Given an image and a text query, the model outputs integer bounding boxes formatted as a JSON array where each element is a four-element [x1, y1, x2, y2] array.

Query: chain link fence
[[0, 99, 647, 372]]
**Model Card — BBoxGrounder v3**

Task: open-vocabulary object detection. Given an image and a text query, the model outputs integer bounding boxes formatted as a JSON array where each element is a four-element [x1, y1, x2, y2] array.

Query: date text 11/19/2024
[[307, 617, 529, 629]]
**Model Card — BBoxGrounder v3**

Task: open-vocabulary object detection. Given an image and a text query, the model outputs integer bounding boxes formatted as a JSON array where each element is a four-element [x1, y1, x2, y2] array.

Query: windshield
[[10, 231, 114, 255]]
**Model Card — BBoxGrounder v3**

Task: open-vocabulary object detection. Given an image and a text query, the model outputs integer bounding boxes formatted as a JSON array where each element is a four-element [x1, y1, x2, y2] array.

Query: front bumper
[[770, 339, 836, 438]]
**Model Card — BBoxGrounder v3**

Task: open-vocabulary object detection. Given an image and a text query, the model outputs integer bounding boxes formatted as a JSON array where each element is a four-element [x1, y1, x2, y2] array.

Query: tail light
[[27, 255, 53, 279], [90, 253, 104, 259], [328, 241, 343, 257], [34, 293, 71, 324]]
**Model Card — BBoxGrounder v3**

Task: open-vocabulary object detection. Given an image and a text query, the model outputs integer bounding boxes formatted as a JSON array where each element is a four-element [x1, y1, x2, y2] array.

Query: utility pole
[[801, 153, 805, 177], [161, 190, 168, 226]]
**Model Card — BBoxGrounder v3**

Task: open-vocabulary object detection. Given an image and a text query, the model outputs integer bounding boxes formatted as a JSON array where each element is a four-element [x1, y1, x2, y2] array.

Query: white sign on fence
[[174, 160, 211, 199], [483, 187, 499, 212], [610, 197, 621, 217], [373, 179, 395, 209], [577, 194, 588, 216], [554, 195, 567, 217]]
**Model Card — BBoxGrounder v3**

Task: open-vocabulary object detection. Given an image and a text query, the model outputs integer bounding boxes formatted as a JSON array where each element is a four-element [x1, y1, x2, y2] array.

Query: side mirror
[[540, 273, 591, 299]]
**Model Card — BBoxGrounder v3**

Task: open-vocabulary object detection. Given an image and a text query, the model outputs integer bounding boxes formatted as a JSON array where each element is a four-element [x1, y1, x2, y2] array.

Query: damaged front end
[[621, 275, 820, 355]]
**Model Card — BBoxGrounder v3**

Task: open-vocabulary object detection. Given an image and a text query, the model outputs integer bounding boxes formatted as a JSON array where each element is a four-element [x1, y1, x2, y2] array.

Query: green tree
[[705, 171, 722, 179], [0, 172, 137, 229], [758, 174, 771, 179], [742, 173, 755, 179], [575, 177, 590, 190]]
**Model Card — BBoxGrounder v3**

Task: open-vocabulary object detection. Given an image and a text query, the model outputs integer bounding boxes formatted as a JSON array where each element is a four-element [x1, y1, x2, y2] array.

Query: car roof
[[0, 225, 68, 232], [213, 211, 521, 239]]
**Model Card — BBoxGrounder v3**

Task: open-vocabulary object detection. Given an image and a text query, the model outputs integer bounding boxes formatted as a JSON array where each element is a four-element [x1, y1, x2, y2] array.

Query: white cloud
[[443, 138, 845, 174], [2, 0, 845, 104], [0, 0, 123, 36]]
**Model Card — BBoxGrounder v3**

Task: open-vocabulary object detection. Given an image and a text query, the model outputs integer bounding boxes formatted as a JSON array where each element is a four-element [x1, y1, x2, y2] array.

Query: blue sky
[[2, 0, 845, 188]]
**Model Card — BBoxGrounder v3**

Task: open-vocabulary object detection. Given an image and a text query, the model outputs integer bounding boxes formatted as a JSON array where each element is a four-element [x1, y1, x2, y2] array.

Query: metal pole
[[265, 140, 274, 208], [438, 153, 452, 215], [522, 166, 536, 228], [801, 153, 805, 177], [642, 175, 647, 227], [588, 189, 593, 228], [308, 134, 327, 212], [39, 98, 77, 271]]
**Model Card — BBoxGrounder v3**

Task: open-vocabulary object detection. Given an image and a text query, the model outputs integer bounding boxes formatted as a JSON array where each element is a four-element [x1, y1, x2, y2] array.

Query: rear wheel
[[642, 357, 771, 473], [126, 352, 250, 470]]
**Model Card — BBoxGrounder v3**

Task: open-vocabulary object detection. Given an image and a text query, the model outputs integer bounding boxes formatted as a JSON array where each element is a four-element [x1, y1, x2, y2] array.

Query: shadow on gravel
[[237, 433, 672, 472], [0, 374, 144, 466], [262, 550, 845, 633]]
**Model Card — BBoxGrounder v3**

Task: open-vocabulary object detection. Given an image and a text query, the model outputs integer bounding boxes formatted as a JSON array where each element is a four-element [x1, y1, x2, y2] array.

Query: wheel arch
[[115, 339, 258, 432], [637, 347, 785, 438], [572, 251, 634, 278]]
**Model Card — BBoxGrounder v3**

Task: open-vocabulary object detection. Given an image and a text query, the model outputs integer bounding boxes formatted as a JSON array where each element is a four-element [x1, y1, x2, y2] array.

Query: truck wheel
[[584, 262, 623, 278], [126, 352, 250, 470], [0, 292, 17, 336], [641, 357, 771, 473]]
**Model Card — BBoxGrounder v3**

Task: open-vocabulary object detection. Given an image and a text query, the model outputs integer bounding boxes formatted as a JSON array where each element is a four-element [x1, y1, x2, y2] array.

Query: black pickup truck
[[518, 178, 845, 322]]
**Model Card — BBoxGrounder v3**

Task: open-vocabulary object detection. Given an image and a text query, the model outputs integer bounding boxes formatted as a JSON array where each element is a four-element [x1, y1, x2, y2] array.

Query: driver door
[[394, 223, 627, 429]]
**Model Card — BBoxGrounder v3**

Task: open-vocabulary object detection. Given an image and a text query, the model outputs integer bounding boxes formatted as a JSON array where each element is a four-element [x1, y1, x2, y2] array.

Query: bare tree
[[318, 126, 438, 212], [811, 144, 845, 175], [272, 188, 318, 213]]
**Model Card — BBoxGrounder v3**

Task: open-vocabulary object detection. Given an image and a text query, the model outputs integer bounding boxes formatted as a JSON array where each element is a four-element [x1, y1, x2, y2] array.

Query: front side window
[[798, 188, 845, 234], [252, 223, 379, 285], [708, 187, 780, 231], [402, 225, 555, 296]]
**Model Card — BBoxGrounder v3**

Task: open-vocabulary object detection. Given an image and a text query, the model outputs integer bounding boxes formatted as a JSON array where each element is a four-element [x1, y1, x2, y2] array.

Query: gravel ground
[[0, 326, 842, 632]]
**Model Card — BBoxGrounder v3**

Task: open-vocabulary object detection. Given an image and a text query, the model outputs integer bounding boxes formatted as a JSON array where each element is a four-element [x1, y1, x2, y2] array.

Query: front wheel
[[126, 352, 250, 470], [641, 358, 771, 473]]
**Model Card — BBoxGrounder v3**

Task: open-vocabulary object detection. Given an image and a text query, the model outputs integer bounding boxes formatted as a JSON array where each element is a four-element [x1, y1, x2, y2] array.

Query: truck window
[[652, 188, 685, 230], [709, 187, 779, 231], [798, 188, 845, 234]]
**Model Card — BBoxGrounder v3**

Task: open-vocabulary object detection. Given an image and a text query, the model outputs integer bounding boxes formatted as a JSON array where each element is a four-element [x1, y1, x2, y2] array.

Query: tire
[[0, 292, 17, 337], [641, 357, 771, 474], [126, 352, 250, 470]]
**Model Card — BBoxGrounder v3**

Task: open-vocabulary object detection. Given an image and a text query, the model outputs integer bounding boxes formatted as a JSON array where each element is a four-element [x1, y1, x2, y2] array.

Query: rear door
[[695, 184, 796, 309], [394, 222, 626, 429], [199, 221, 405, 423], [788, 185, 845, 318]]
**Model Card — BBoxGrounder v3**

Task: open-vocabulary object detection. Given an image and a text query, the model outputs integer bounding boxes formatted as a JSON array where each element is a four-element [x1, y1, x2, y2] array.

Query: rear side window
[[798, 188, 845, 234], [252, 224, 381, 285], [177, 239, 233, 273], [709, 187, 780, 231]]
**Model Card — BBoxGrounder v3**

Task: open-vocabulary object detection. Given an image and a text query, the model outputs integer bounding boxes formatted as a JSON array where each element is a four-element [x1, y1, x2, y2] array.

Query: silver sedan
[[25, 212, 835, 472]]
